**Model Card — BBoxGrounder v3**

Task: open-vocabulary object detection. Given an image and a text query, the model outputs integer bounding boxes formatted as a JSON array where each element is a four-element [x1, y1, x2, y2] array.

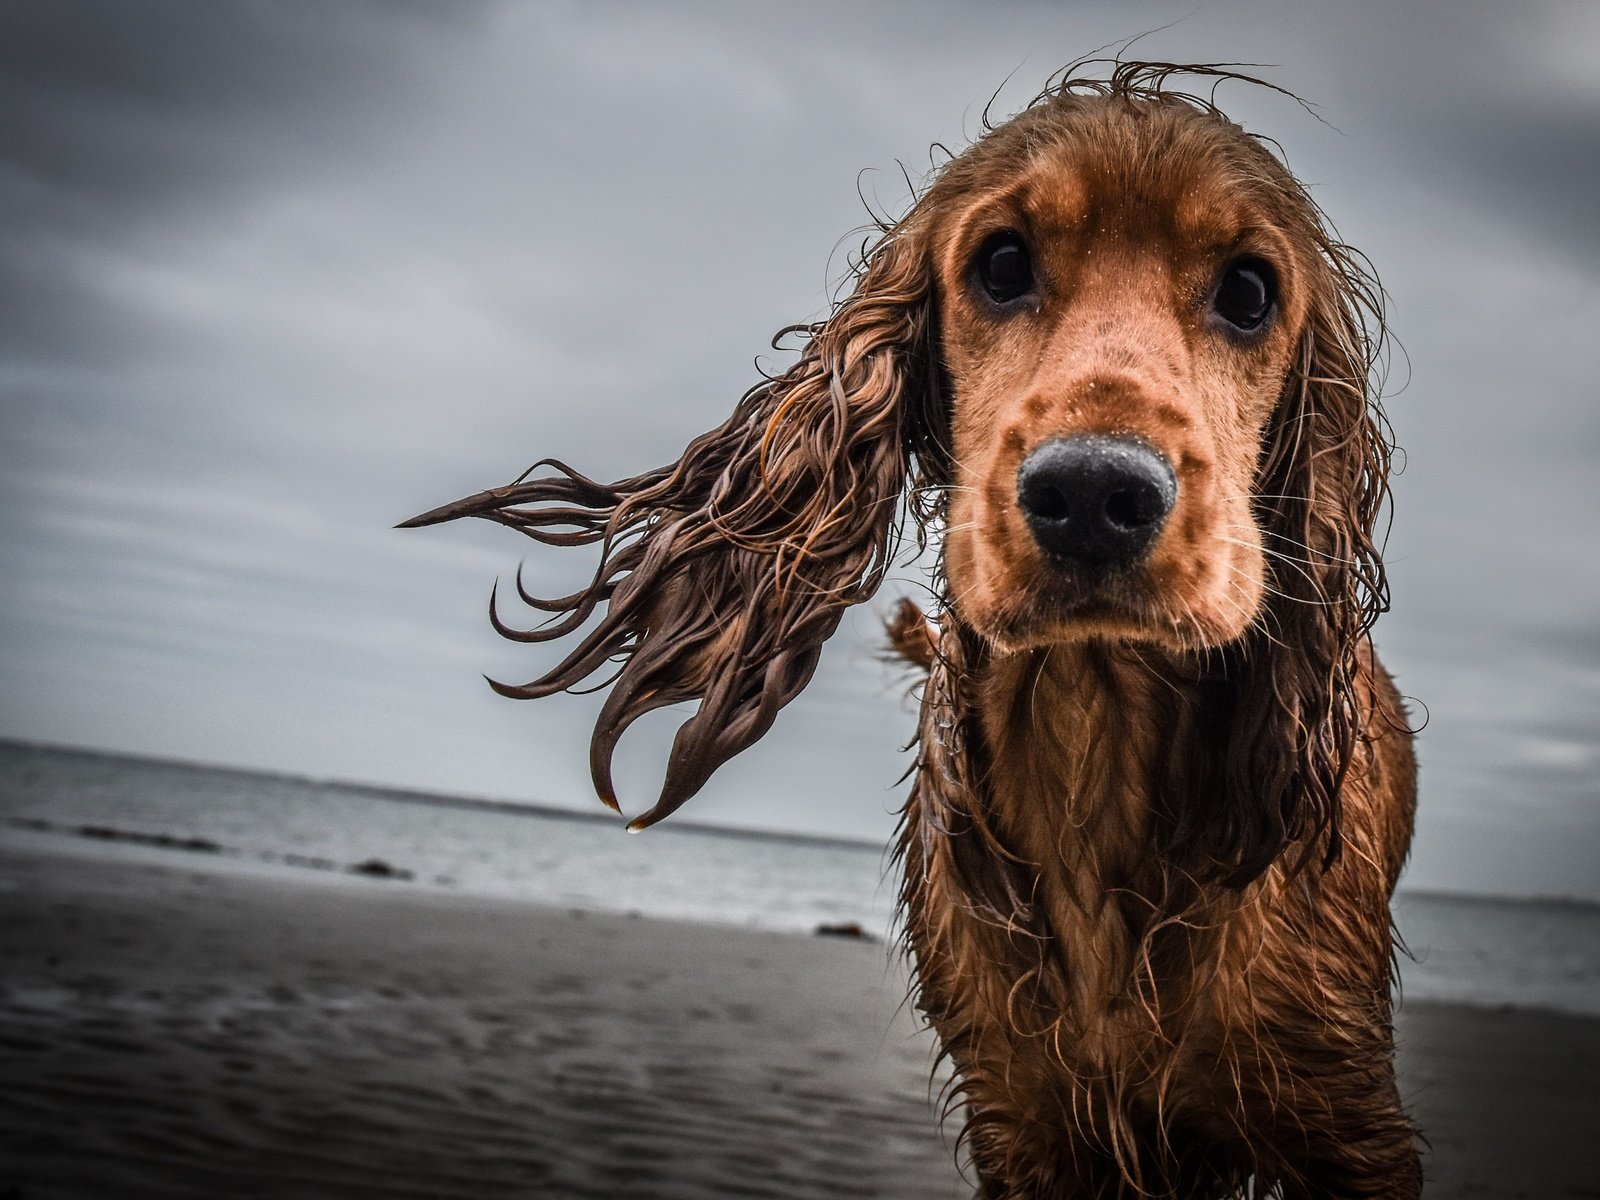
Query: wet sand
[[1, 839, 1595, 1199]]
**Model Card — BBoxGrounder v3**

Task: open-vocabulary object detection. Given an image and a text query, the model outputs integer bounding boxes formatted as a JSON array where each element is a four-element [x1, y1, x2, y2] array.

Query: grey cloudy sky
[[2, 1, 1596, 901]]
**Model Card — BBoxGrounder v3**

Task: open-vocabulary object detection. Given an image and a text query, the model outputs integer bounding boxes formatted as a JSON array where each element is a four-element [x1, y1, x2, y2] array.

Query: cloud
[[1, 0, 1597, 898]]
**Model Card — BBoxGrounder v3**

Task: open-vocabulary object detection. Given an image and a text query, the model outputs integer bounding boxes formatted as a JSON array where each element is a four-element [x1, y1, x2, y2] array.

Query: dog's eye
[[1212, 258, 1277, 333], [974, 233, 1035, 305]]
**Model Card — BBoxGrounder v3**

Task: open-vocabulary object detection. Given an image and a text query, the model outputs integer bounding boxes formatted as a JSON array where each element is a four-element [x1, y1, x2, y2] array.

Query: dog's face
[[931, 103, 1317, 654]]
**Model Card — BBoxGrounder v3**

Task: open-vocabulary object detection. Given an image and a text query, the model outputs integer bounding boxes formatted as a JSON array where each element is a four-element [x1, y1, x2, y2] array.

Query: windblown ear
[[403, 226, 939, 829], [1216, 243, 1392, 882]]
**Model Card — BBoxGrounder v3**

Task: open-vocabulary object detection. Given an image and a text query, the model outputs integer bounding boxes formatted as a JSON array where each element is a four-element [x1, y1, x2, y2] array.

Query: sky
[[1, 1, 1596, 901]]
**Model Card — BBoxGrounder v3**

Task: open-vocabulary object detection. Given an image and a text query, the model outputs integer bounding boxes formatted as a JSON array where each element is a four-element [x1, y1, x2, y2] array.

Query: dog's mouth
[[1026, 555, 1148, 617], [985, 564, 1183, 650], [971, 531, 1264, 655]]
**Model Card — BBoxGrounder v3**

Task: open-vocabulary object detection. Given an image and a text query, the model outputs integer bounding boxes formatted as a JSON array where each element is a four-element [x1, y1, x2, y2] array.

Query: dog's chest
[[916, 646, 1251, 1078]]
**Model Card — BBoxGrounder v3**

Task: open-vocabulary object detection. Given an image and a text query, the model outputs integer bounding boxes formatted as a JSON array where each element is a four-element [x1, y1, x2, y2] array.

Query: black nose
[[1016, 435, 1178, 567]]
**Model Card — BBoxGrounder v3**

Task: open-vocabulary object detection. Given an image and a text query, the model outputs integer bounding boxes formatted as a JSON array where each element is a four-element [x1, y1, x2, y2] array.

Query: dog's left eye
[[974, 233, 1035, 305], [1212, 258, 1277, 333]]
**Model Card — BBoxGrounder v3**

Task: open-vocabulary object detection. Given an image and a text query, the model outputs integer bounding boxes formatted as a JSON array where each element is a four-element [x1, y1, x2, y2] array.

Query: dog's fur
[[407, 63, 1420, 1198]]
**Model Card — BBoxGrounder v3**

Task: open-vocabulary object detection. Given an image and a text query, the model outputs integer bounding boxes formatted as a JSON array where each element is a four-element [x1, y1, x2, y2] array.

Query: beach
[[1, 839, 1595, 1200]]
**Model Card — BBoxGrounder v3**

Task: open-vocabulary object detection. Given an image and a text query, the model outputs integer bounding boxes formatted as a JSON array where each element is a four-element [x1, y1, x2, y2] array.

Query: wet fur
[[408, 62, 1420, 1198]]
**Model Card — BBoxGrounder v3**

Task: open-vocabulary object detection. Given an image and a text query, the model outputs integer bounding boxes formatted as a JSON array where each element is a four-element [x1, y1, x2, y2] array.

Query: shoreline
[[0, 736, 886, 854], [1, 839, 1596, 1198]]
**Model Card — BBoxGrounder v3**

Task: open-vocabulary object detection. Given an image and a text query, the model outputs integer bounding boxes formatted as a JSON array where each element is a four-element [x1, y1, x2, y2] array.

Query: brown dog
[[407, 62, 1420, 1199]]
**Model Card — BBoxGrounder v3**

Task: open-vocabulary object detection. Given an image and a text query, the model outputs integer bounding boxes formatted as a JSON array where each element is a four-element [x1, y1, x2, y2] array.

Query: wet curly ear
[[403, 227, 940, 829]]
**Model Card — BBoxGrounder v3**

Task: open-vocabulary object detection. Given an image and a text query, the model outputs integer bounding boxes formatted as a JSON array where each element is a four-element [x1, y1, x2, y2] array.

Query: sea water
[[2, 740, 1595, 1017]]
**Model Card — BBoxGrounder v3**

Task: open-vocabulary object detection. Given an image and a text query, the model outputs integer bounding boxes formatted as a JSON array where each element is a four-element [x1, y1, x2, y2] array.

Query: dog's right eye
[[1211, 258, 1278, 335], [974, 233, 1035, 306]]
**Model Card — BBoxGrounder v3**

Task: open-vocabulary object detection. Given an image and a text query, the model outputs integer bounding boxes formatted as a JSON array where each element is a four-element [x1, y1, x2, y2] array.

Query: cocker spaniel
[[406, 62, 1420, 1199]]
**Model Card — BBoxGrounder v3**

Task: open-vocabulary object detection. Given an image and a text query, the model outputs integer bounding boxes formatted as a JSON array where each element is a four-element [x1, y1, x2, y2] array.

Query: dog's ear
[[1208, 241, 1392, 883], [404, 224, 940, 829]]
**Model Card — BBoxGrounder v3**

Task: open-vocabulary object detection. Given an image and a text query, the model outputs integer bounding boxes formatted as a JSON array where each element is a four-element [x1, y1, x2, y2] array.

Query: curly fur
[[407, 61, 1421, 1198]]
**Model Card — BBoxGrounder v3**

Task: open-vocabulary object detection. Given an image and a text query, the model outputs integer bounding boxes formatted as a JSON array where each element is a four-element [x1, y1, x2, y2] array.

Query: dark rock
[[814, 921, 874, 941]]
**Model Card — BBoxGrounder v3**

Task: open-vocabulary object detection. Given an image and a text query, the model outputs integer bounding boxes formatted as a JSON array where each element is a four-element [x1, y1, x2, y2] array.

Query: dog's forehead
[[1011, 129, 1278, 252]]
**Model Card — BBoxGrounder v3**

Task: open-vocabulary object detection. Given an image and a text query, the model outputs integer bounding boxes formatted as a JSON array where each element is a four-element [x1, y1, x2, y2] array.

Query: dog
[[406, 61, 1420, 1199]]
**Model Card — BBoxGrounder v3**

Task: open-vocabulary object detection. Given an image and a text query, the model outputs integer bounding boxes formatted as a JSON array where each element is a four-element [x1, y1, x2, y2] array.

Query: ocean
[[2, 739, 1595, 1018]]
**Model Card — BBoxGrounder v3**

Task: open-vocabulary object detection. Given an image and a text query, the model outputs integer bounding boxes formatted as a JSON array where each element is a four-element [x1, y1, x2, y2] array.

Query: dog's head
[[407, 65, 1392, 859], [925, 90, 1382, 657]]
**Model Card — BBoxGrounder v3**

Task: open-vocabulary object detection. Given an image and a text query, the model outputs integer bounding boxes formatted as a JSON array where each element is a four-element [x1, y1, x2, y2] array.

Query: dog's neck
[[980, 636, 1217, 798], [928, 634, 1236, 1017]]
